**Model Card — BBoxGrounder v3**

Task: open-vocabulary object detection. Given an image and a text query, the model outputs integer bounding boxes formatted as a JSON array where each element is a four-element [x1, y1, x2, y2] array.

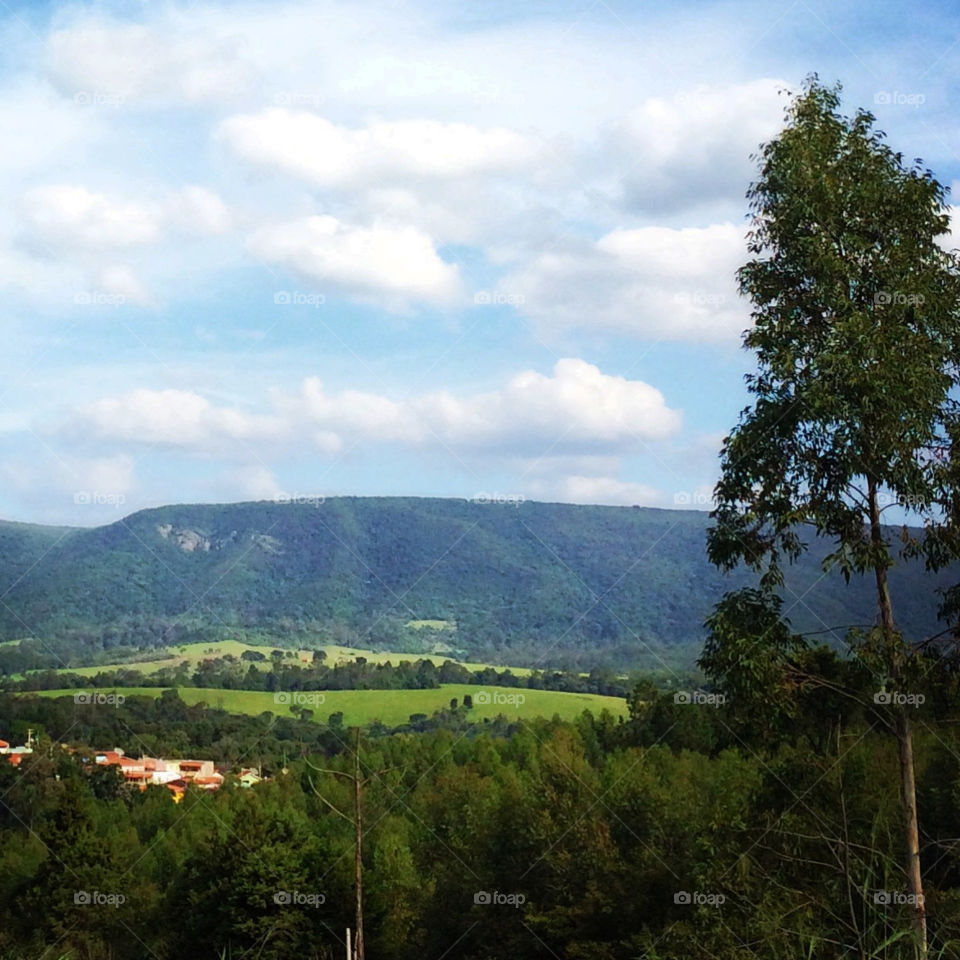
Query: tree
[[306, 729, 400, 960], [704, 77, 960, 959]]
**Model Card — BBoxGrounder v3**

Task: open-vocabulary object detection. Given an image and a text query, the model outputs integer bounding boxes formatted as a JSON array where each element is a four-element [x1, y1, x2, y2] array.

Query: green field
[[29, 684, 626, 725], [48, 640, 314, 677], [39, 640, 534, 678]]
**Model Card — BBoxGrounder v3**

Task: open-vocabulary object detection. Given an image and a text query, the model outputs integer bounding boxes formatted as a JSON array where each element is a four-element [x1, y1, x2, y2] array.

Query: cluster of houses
[[0, 730, 35, 767], [92, 749, 264, 801], [1, 733, 264, 801]]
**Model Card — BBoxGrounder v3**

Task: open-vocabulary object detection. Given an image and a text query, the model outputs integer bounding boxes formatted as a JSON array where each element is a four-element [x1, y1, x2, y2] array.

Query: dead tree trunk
[[308, 729, 400, 960], [869, 478, 926, 959], [354, 730, 364, 960]]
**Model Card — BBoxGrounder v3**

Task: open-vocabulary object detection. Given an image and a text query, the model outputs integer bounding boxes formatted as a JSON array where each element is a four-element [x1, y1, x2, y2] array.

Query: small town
[[0, 732, 264, 800]]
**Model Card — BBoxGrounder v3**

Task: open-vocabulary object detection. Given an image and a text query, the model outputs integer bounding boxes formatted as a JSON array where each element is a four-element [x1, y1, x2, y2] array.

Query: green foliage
[[710, 77, 960, 591], [704, 76, 960, 958], [4, 692, 960, 958]]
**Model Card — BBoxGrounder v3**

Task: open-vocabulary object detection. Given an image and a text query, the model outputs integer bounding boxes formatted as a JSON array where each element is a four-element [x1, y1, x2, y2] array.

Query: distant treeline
[[4, 654, 634, 698], [0, 688, 531, 762]]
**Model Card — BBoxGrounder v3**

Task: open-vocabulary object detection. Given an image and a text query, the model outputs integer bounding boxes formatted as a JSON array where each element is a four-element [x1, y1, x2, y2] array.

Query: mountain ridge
[[0, 496, 953, 669]]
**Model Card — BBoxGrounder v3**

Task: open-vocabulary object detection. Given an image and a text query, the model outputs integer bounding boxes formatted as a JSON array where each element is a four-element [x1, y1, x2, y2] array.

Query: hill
[[0, 497, 954, 668]]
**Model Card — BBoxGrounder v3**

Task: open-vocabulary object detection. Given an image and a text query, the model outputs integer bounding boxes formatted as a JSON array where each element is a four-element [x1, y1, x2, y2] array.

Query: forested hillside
[[0, 498, 953, 667]]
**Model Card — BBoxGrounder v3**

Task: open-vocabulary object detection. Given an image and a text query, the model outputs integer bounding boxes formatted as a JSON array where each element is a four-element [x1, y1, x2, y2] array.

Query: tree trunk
[[868, 479, 927, 958], [354, 729, 364, 960]]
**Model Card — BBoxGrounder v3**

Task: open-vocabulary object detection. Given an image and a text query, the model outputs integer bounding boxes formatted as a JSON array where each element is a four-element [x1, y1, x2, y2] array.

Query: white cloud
[[81, 453, 136, 496], [232, 465, 285, 500], [166, 186, 232, 235], [0, 80, 102, 183], [21, 183, 232, 252], [62, 359, 681, 460], [72, 388, 287, 451], [14, 183, 232, 308], [507, 223, 748, 341], [281, 358, 681, 453], [218, 109, 537, 186], [249, 215, 461, 308], [531, 474, 664, 507], [608, 79, 787, 214], [48, 20, 256, 105], [23, 184, 161, 249]]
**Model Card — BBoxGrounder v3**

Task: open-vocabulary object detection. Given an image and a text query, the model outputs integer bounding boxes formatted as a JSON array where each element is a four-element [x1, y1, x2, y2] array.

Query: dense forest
[[4, 670, 960, 960]]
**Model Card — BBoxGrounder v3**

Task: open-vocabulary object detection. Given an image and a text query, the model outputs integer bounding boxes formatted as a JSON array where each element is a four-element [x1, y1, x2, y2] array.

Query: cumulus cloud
[[15, 184, 232, 306], [21, 184, 232, 250], [249, 215, 461, 308], [71, 388, 288, 451], [48, 20, 256, 105], [218, 109, 537, 186], [529, 474, 664, 507], [608, 79, 787, 214], [278, 358, 682, 454], [61, 360, 681, 460], [231, 465, 285, 500], [22, 185, 161, 249], [507, 223, 748, 341]]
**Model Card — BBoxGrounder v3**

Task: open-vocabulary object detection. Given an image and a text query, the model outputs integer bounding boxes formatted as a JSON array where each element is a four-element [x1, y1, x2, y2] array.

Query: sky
[[3, 0, 960, 525]]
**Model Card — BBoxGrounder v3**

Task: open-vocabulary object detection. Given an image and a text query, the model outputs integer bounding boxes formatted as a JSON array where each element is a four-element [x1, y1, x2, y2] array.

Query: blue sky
[[2, 0, 960, 525]]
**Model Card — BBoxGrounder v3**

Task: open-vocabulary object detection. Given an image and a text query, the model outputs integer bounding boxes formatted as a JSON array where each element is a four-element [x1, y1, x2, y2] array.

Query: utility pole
[[308, 728, 398, 960]]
